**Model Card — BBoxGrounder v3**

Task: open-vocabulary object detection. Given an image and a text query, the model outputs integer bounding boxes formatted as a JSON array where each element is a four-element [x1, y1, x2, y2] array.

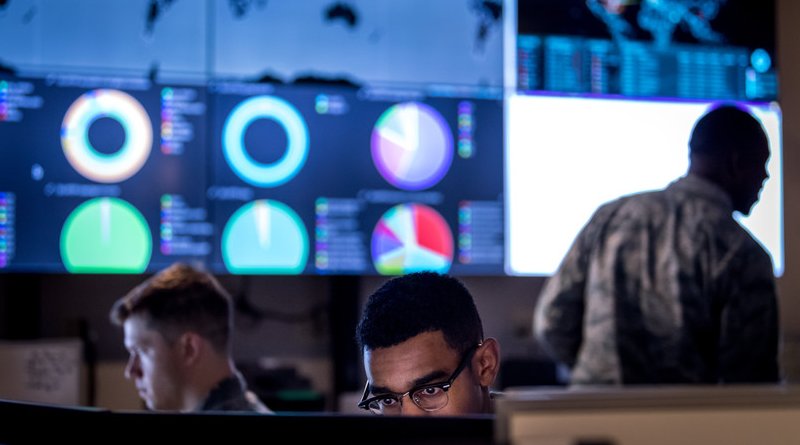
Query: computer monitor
[[505, 96, 783, 276], [0, 397, 494, 445]]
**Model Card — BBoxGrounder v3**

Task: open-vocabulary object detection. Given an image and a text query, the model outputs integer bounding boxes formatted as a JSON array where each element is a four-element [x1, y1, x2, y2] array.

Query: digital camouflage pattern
[[535, 174, 780, 385]]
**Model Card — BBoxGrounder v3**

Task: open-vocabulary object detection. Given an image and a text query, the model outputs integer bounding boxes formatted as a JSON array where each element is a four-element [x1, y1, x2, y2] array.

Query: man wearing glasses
[[355, 271, 501, 415]]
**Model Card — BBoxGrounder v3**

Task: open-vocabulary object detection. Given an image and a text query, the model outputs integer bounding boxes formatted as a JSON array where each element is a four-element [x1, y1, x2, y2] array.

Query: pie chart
[[371, 203, 453, 275], [371, 102, 453, 190], [222, 199, 308, 274], [60, 197, 152, 273]]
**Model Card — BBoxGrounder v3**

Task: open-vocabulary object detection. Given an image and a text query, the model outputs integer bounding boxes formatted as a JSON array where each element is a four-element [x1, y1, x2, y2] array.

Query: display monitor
[[0, 73, 210, 273], [505, 95, 783, 276], [207, 81, 504, 276], [0, 74, 504, 276], [0, 398, 494, 445], [515, 0, 777, 101]]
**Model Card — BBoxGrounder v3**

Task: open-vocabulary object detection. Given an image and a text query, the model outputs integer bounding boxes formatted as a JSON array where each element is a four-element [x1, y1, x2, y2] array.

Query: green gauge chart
[[60, 197, 152, 273]]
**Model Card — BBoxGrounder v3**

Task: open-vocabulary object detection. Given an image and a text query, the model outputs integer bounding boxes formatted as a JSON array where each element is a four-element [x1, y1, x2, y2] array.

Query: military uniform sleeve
[[718, 245, 780, 383], [534, 225, 591, 369]]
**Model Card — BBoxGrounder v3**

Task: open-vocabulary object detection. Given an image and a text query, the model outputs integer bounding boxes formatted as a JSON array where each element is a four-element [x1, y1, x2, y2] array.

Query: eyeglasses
[[358, 343, 481, 415]]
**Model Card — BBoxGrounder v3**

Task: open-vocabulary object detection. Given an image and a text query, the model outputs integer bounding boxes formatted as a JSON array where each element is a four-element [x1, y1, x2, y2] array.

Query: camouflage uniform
[[534, 174, 780, 385]]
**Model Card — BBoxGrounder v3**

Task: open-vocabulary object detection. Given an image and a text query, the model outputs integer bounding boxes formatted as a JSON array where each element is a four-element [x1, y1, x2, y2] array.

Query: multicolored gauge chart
[[222, 199, 308, 274], [371, 203, 454, 275], [61, 89, 152, 183], [222, 95, 309, 187], [60, 197, 152, 273], [371, 102, 453, 190]]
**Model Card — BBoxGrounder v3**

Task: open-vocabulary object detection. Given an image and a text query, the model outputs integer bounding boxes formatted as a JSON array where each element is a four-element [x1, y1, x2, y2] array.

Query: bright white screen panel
[[506, 94, 783, 276]]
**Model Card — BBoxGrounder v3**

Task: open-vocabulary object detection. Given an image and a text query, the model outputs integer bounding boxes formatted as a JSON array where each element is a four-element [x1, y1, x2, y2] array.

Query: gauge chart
[[60, 197, 152, 273], [222, 199, 308, 274]]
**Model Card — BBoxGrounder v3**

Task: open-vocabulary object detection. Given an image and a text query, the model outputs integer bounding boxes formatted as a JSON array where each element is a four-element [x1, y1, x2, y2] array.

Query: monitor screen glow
[[505, 94, 783, 276]]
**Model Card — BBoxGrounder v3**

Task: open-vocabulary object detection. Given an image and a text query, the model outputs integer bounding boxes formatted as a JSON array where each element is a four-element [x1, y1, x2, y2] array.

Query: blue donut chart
[[61, 89, 152, 183], [222, 95, 309, 187]]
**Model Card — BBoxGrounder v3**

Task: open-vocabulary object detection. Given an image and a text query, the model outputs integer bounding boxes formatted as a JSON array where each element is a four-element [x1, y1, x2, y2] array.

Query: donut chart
[[222, 199, 308, 274], [371, 203, 453, 275], [61, 89, 152, 183], [222, 95, 309, 187], [371, 102, 453, 190], [60, 197, 152, 273]]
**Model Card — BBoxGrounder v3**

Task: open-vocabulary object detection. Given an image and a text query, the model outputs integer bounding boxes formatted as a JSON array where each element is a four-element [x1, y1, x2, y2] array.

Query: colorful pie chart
[[371, 102, 453, 190], [60, 197, 152, 273], [371, 203, 453, 275], [222, 199, 308, 274]]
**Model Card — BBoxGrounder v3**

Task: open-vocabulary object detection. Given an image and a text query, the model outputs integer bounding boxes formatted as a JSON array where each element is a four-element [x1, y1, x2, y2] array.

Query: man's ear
[[473, 338, 501, 387], [176, 331, 203, 367]]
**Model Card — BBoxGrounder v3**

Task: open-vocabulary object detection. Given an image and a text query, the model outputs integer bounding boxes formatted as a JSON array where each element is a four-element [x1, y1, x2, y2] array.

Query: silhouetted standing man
[[535, 104, 780, 385]]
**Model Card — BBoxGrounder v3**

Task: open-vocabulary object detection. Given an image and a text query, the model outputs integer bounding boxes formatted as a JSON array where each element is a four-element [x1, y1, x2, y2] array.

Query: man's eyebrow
[[369, 370, 450, 395]]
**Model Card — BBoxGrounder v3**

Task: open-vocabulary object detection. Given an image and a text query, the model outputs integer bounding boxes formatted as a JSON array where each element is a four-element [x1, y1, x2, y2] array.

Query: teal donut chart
[[222, 95, 309, 187]]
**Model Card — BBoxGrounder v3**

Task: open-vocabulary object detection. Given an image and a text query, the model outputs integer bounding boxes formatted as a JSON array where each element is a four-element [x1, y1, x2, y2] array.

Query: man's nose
[[124, 356, 140, 379]]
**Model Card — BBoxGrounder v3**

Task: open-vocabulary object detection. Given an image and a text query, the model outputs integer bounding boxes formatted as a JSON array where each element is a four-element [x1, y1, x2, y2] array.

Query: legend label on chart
[[315, 197, 368, 273], [0, 192, 15, 268], [160, 88, 205, 155], [160, 194, 212, 256], [457, 101, 475, 158], [0, 79, 42, 122], [458, 200, 503, 266]]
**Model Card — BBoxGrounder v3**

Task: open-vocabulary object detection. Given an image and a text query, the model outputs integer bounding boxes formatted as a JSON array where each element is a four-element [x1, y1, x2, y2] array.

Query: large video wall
[[0, 74, 504, 275]]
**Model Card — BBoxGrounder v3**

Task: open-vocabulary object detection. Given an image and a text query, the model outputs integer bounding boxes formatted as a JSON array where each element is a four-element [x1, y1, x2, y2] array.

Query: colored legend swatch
[[160, 194, 212, 256], [457, 100, 475, 158], [314, 197, 367, 273], [0, 81, 8, 122], [457, 200, 503, 265], [371, 203, 453, 275], [0, 192, 15, 268], [160, 87, 204, 155]]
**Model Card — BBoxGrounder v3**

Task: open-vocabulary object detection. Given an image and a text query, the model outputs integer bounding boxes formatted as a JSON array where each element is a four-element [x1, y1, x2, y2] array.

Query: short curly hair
[[355, 271, 484, 356]]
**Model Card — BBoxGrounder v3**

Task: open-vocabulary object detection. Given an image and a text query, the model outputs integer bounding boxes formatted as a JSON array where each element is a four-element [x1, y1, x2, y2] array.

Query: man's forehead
[[123, 316, 160, 344], [364, 331, 457, 389]]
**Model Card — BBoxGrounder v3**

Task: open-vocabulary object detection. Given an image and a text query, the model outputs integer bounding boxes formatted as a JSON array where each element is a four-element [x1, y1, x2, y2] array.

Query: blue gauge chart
[[221, 199, 308, 274]]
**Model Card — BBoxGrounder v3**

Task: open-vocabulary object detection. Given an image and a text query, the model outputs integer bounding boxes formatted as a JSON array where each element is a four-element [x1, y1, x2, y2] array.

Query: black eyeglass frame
[[358, 342, 482, 413]]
